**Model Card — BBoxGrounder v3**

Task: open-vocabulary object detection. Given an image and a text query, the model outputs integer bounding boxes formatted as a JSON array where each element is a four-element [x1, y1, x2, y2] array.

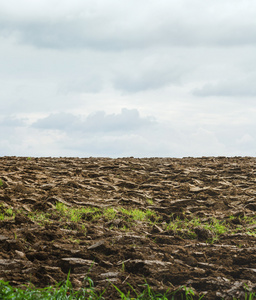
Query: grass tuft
[[1, 274, 256, 299]]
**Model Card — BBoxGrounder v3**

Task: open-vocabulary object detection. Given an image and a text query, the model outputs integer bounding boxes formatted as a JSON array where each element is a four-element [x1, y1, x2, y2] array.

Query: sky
[[1, 0, 256, 158]]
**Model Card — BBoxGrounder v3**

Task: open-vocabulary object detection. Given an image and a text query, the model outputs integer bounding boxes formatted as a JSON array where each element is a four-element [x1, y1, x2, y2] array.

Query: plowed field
[[1, 156, 256, 299]]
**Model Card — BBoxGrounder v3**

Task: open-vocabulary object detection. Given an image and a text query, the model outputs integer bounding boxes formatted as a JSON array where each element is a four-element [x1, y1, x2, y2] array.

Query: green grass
[[146, 198, 154, 205], [1, 277, 255, 300], [103, 207, 118, 220], [8, 200, 256, 243], [165, 214, 256, 242], [55, 203, 158, 228], [0, 205, 15, 221], [0, 274, 206, 300], [3, 200, 256, 243], [55, 202, 100, 223], [119, 207, 156, 222], [0, 273, 105, 300], [110, 281, 173, 299], [28, 211, 51, 225]]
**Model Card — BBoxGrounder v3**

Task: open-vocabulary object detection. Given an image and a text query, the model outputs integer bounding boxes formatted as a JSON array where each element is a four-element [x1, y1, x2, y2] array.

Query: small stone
[[184, 255, 197, 266], [61, 258, 96, 267], [194, 226, 213, 240], [15, 250, 26, 259], [0, 235, 8, 241], [88, 240, 105, 250], [100, 272, 119, 278], [71, 278, 82, 288]]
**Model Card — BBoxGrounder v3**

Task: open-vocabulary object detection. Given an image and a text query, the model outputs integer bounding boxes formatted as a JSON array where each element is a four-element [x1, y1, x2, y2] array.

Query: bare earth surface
[[1, 156, 256, 299]]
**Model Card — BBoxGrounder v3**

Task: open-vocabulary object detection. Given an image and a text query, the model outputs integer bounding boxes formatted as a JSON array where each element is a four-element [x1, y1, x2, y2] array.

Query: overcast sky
[[1, 0, 256, 157]]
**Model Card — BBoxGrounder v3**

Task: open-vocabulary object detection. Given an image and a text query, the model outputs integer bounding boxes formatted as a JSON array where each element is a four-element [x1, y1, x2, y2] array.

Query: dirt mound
[[1, 156, 256, 299]]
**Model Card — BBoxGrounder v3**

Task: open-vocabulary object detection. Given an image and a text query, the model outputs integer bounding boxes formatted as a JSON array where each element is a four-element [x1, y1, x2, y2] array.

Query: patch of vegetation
[[55, 203, 158, 228], [146, 198, 154, 205], [68, 237, 81, 244], [119, 207, 158, 223], [0, 273, 106, 300], [111, 281, 174, 299], [230, 215, 256, 237], [7, 200, 256, 244], [165, 214, 256, 242], [2, 273, 255, 300], [28, 211, 51, 226], [203, 218, 228, 236], [0, 204, 15, 221], [103, 207, 118, 220], [166, 216, 198, 239], [0, 273, 209, 300], [1, 273, 256, 300], [55, 202, 100, 223]]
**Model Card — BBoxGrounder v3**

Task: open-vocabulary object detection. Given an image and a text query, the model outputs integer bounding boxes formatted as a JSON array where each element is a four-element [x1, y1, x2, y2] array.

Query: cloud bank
[[1, 0, 256, 157]]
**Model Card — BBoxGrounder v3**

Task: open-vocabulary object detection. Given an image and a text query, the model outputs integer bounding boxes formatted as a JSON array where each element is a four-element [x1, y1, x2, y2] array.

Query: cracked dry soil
[[1, 156, 256, 299]]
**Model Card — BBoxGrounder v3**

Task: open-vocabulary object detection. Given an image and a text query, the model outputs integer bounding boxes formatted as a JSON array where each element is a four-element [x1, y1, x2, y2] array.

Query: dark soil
[[1, 156, 256, 299]]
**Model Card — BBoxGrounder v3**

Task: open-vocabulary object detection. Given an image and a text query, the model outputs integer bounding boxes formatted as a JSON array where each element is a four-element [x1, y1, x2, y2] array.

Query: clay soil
[[1, 156, 256, 299]]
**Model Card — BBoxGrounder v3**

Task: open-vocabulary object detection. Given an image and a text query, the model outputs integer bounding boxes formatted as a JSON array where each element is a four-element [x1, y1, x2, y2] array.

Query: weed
[[80, 224, 87, 233], [104, 207, 117, 220], [204, 218, 228, 237], [55, 202, 100, 223], [0, 205, 15, 221], [121, 262, 125, 272], [146, 198, 154, 205], [111, 279, 173, 299], [54, 203, 159, 230], [119, 207, 157, 224], [164, 214, 256, 242], [121, 225, 129, 231], [69, 238, 81, 244], [5, 208, 13, 216], [55, 202, 68, 214], [182, 286, 195, 300], [28, 211, 51, 225]]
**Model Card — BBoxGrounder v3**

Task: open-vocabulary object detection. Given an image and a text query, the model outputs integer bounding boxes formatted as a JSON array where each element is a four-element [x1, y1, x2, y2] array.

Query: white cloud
[[237, 133, 254, 145], [188, 128, 225, 156], [1, 109, 256, 157], [1, 0, 256, 157]]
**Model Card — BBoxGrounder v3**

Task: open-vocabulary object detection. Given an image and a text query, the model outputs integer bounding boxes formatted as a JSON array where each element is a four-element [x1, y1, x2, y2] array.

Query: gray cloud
[[32, 112, 79, 130], [193, 76, 256, 97], [59, 77, 104, 94], [5, 20, 256, 50], [1, 0, 256, 50], [113, 64, 182, 92], [1, 109, 256, 157], [0, 116, 26, 127], [1, 0, 256, 158], [32, 109, 156, 133]]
